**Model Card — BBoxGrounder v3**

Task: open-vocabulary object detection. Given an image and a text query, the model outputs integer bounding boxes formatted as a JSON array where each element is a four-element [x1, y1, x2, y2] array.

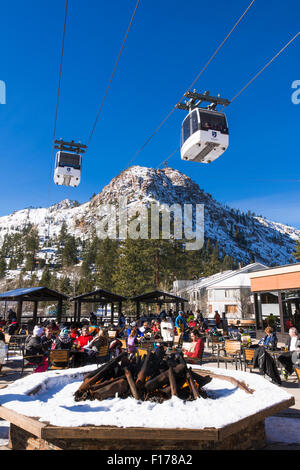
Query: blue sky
[[0, 0, 299, 227]]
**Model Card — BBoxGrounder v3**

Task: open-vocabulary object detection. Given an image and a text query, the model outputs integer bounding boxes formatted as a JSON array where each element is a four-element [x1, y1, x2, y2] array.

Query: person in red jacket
[[182, 329, 204, 361], [75, 325, 93, 351]]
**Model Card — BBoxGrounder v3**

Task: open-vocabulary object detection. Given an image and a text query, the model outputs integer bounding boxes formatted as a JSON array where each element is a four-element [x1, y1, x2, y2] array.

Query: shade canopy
[[0, 287, 68, 302], [130, 290, 187, 304], [70, 289, 127, 303]]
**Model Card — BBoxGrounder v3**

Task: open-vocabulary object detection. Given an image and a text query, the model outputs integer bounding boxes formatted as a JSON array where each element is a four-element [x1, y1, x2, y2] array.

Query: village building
[[172, 262, 267, 320]]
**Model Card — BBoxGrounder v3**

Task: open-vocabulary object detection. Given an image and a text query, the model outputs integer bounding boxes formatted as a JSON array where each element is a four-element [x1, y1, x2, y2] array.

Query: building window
[[225, 305, 238, 314]]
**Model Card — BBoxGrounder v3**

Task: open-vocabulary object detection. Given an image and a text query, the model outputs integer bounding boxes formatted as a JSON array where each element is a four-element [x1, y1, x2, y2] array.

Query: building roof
[[174, 263, 267, 293], [130, 290, 187, 303], [0, 287, 68, 302], [70, 289, 127, 303]]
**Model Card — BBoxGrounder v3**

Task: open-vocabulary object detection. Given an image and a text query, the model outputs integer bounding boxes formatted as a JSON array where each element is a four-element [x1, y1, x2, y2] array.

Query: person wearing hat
[[24, 325, 45, 364], [160, 314, 174, 346], [175, 311, 188, 336], [52, 328, 73, 350]]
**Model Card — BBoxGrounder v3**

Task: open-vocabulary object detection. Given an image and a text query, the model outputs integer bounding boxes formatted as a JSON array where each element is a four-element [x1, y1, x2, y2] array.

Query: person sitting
[[7, 318, 19, 336], [75, 325, 94, 351], [24, 326, 45, 364], [140, 321, 152, 336], [109, 331, 123, 359], [151, 320, 161, 335], [0, 332, 6, 373], [49, 320, 60, 336], [18, 324, 29, 335], [41, 325, 56, 350], [182, 329, 204, 363], [127, 327, 138, 355], [278, 327, 300, 380], [52, 328, 73, 350], [258, 326, 277, 350]]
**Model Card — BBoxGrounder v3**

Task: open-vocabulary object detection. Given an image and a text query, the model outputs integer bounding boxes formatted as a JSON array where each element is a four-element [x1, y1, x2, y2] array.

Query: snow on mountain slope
[[0, 166, 299, 266]]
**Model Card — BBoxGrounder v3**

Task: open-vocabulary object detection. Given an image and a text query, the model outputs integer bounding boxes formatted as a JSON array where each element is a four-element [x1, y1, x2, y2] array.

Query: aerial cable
[[221, 31, 300, 109], [87, 0, 141, 148], [47, 0, 69, 205], [45, 0, 69, 245], [125, 0, 256, 169], [159, 31, 300, 169]]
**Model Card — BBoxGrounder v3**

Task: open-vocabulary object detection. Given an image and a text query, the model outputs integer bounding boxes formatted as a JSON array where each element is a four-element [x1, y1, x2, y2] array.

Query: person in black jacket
[[24, 326, 45, 365], [253, 346, 282, 385]]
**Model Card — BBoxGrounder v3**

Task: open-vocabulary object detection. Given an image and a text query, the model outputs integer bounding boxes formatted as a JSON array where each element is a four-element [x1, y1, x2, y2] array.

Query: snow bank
[[0, 365, 293, 429]]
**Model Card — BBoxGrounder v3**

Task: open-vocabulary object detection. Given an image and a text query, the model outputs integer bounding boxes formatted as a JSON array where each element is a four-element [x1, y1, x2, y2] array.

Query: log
[[168, 367, 178, 397], [186, 368, 199, 400], [124, 367, 140, 400], [136, 352, 151, 390], [192, 369, 254, 394], [145, 364, 186, 393], [191, 371, 212, 388], [92, 377, 129, 401], [74, 352, 128, 399], [90, 375, 126, 392]]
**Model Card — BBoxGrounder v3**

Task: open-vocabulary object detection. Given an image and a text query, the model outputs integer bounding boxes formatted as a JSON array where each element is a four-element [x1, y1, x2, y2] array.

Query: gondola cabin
[[181, 108, 229, 163], [54, 151, 82, 187]]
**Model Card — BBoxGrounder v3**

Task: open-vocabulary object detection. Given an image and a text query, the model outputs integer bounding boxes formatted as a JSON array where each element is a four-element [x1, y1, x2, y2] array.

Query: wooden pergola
[[0, 287, 69, 324], [130, 290, 188, 319], [70, 289, 127, 323]]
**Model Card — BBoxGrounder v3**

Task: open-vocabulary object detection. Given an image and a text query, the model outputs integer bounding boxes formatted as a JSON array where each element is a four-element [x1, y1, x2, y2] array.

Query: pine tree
[[25, 227, 40, 271], [62, 235, 78, 267], [294, 239, 300, 260], [0, 256, 6, 279], [95, 239, 119, 290]]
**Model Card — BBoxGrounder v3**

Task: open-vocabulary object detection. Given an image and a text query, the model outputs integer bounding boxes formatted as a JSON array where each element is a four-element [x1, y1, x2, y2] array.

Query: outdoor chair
[[218, 340, 242, 370], [137, 347, 148, 358], [294, 366, 300, 386], [242, 348, 255, 372], [48, 350, 73, 370], [210, 336, 225, 354], [120, 339, 127, 351], [21, 347, 45, 376], [7, 335, 27, 360]]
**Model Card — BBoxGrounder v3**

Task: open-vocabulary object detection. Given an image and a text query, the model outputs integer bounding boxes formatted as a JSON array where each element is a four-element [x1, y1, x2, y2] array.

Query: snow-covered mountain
[[0, 165, 299, 266]]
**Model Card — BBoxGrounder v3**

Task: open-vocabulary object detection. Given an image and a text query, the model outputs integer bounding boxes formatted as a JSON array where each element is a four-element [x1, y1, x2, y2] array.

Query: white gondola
[[180, 108, 229, 163], [54, 151, 82, 187]]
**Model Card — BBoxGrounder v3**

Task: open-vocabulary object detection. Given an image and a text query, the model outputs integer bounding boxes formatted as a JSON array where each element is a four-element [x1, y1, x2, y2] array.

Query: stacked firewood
[[74, 347, 212, 403]]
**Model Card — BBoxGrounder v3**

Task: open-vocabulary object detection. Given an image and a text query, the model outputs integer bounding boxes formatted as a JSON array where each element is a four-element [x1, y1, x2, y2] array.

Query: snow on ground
[[0, 365, 293, 430]]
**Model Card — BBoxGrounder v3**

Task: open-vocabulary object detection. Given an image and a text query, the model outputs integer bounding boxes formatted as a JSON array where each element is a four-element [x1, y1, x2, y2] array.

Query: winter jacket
[[160, 319, 175, 342], [175, 315, 188, 333], [185, 338, 204, 360], [53, 337, 73, 350], [258, 332, 277, 349], [253, 346, 281, 385], [127, 335, 138, 354], [24, 336, 44, 364], [76, 335, 93, 350]]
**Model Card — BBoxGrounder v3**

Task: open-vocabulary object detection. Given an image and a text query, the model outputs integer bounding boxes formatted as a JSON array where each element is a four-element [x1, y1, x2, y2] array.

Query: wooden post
[[77, 302, 82, 323], [278, 291, 284, 334], [74, 302, 78, 323], [16, 300, 23, 325], [57, 299, 63, 323], [33, 301, 38, 325], [111, 303, 114, 325], [136, 301, 140, 320]]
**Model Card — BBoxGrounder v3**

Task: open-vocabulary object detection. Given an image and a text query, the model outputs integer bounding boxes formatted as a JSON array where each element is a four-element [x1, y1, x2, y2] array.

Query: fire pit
[[0, 351, 295, 451]]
